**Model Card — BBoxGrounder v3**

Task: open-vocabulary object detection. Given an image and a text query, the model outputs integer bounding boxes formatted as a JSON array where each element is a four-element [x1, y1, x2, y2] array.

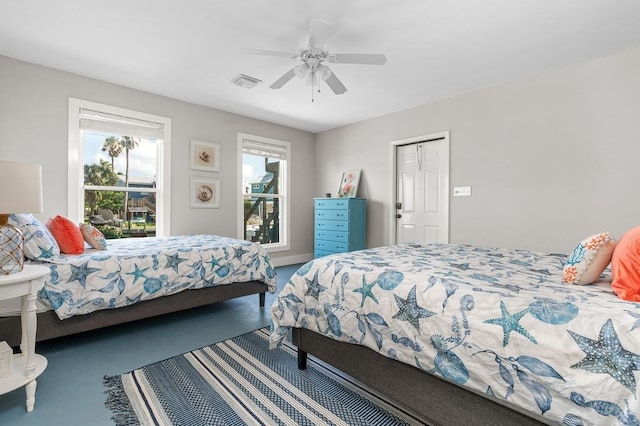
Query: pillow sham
[[79, 223, 107, 250], [562, 232, 615, 285], [47, 215, 84, 254], [611, 226, 640, 302], [8, 213, 60, 260]]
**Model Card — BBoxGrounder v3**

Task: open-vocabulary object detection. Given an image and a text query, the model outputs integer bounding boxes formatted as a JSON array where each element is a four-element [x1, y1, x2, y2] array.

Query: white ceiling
[[2, 1, 640, 133]]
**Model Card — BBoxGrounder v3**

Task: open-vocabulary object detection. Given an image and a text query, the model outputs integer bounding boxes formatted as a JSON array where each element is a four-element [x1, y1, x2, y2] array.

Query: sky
[[83, 131, 157, 180], [84, 130, 273, 186]]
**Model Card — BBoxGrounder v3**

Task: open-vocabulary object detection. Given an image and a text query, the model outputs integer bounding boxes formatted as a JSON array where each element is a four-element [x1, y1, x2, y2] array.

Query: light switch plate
[[453, 186, 472, 196]]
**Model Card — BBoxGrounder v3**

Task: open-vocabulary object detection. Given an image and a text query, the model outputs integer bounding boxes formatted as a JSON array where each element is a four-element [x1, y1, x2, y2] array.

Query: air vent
[[231, 74, 262, 89]]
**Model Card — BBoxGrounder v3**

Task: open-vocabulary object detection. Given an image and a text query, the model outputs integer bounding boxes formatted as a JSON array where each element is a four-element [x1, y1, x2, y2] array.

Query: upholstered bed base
[[1, 281, 267, 347], [293, 327, 547, 426]]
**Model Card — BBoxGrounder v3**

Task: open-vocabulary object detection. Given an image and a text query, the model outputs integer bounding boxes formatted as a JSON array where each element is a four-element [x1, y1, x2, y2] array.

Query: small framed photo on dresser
[[190, 139, 220, 172]]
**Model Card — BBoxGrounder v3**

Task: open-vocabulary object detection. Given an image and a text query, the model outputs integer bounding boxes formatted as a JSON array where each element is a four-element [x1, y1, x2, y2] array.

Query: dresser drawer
[[315, 209, 350, 221], [314, 199, 351, 210], [314, 249, 341, 258], [314, 240, 349, 252], [314, 229, 349, 243], [315, 219, 349, 232]]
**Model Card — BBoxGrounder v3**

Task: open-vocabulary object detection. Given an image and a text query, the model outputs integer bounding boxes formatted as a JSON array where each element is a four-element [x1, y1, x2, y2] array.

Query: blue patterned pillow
[[8, 213, 60, 260], [562, 232, 615, 285]]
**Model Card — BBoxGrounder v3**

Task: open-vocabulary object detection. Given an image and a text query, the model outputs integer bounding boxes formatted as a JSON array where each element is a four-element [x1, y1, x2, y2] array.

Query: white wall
[[315, 47, 640, 253], [0, 55, 316, 264]]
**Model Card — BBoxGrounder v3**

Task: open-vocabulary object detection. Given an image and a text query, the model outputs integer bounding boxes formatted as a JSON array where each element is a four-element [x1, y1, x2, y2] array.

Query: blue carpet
[[104, 328, 422, 425]]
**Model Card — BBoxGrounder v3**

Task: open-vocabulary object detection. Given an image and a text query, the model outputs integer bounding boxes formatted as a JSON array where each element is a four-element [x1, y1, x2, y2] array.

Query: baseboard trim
[[271, 252, 313, 267]]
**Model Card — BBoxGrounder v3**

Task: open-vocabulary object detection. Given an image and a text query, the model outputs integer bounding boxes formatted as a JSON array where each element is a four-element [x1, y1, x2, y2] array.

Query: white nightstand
[[0, 265, 49, 412]]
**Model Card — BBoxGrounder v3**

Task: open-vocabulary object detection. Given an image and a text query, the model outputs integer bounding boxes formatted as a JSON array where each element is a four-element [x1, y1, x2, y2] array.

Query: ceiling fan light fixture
[[317, 64, 332, 81], [306, 72, 319, 87], [294, 63, 309, 79], [242, 18, 386, 97], [230, 74, 262, 89]]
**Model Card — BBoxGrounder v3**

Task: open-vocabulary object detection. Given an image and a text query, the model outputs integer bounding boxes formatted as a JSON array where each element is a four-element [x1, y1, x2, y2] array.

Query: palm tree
[[84, 159, 119, 215], [120, 136, 140, 230], [102, 136, 123, 172]]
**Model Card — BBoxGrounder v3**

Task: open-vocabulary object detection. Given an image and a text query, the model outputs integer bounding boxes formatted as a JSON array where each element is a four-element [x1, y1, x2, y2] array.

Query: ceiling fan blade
[[269, 67, 296, 89], [240, 48, 298, 59], [324, 70, 347, 95], [330, 53, 387, 65], [308, 18, 331, 49]]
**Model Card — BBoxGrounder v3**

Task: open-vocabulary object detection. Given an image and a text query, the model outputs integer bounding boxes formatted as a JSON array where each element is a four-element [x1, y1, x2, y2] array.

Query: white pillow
[[8, 213, 60, 260]]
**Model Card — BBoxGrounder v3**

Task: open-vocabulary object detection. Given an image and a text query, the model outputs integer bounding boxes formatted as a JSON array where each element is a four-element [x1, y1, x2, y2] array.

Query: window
[[238, 133, 290, 252], [68, 98, 171, 238]]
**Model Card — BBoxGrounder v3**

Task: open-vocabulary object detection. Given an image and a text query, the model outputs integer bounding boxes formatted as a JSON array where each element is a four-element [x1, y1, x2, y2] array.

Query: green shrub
[[97, 225, 123, 239]]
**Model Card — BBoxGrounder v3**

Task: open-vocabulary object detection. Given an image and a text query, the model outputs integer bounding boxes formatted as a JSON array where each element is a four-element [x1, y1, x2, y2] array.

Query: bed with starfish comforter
[[270, 243, 640, 425], [1, 234, 277, 346], [31, 234, 277, 319]]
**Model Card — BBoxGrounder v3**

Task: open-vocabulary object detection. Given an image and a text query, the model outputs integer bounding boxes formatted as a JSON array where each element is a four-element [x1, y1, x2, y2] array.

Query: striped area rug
[[104, 328, 424, 425]]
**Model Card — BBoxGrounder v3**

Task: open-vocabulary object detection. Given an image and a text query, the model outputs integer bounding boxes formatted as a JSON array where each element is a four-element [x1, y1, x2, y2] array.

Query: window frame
[[67, 98, 172, 236], [237, 132, 290, 252]]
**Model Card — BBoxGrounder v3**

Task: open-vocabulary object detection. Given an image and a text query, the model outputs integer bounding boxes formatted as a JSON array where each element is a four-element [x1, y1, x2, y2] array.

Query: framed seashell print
[[190, 139, 220, 172], [190, 177, 220, 208]]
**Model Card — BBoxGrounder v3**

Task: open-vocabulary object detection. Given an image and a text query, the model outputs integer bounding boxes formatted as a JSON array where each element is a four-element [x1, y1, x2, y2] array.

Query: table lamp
[[0, 160, 43, 274]]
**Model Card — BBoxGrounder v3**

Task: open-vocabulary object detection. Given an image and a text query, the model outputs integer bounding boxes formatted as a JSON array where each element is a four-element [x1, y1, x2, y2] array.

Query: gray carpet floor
[[0, 264, 301, 426]]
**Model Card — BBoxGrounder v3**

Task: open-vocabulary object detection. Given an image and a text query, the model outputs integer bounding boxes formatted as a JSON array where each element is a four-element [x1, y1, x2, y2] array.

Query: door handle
[[396, 213, 402, 219]]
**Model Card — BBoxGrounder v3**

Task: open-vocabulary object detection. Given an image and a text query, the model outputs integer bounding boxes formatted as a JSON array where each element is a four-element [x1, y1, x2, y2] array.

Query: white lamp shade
[[0, 160, 43, 214]]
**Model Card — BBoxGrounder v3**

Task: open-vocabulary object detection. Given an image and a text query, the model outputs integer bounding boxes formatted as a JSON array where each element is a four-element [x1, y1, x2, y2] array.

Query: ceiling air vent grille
[[231, 74, 262, 89]]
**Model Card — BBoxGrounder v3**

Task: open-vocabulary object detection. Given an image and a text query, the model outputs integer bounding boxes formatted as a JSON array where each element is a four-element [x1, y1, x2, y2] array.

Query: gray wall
[[0, 55, 316, 265], [315, 47, 640, 253], [3, 45, 640, 260]]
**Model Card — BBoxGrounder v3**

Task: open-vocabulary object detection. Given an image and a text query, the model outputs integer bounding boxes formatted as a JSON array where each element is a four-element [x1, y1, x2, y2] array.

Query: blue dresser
[[314, 198, 366, 258]]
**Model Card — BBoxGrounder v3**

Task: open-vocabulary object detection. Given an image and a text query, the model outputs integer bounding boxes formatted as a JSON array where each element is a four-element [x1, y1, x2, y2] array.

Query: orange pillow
[[47, 215, 84, 254], [611, 226, 640, 302]]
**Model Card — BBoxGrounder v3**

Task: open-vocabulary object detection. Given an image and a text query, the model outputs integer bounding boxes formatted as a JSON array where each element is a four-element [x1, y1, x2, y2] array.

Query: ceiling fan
[[241, 19, 387, 100]]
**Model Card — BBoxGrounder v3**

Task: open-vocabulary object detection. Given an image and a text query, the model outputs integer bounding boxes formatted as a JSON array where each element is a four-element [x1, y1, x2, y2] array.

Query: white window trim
[[68, 98, 172, 236], [237, 132, 290, 252]]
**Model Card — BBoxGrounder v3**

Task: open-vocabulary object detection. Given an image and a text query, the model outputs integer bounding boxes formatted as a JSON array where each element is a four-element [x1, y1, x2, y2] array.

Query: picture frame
[[337, 169, 361, 198], [190, 177, 220, 208], [190, 139, 220, 172]]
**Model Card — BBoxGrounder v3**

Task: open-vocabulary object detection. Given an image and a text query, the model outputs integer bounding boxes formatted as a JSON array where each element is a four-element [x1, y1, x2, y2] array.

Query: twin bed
[[0, 234, 277, 347], [270, 243, 640, 425]]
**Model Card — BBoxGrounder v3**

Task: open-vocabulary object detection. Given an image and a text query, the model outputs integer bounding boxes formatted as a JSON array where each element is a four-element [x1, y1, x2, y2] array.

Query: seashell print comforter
[[29, 235, 277, 319], [270, 243, 640, 425]]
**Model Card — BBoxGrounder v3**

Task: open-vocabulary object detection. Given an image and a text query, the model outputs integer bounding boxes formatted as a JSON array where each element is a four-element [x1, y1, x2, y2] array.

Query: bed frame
[[293, 327, 548, 426], [1, 281, 267, 348]]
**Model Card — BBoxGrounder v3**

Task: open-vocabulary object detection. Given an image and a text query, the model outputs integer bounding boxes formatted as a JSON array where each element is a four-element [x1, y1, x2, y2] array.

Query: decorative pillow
[[8, 213, 60, 260], [562, 232, 615, 285], [611, 226, 640, 302], [79, 223, 107, 250], [46, 215, 84, 254]]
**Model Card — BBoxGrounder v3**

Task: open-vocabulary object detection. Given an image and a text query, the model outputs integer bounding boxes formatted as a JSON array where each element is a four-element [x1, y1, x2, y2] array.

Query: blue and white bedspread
[[30, 235, 277, 320], [270, 243, 640, 425]]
